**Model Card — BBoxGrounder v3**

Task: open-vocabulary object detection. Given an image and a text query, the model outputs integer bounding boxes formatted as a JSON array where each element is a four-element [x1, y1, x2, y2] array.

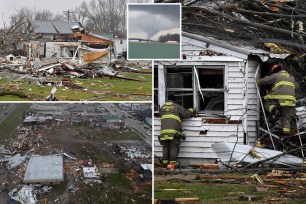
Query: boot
[[167, 163, 176, 170]]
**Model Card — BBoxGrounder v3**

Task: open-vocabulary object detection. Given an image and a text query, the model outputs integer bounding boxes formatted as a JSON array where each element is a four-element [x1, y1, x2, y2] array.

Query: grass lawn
[[0, 71, 152, 101], [0, 104, 30, 145], [109, 173, 131, 190], [155, 180, 306, 203]]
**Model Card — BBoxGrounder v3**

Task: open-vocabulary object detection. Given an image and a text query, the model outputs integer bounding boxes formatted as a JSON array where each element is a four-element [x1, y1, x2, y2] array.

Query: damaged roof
[[183, 32, 291, 61], [31, 21, 82, 34], [31, 21, 57, 34], [23, 154, 64, 183], [53, 22, 81, 34], [182, 0, 306, 87]]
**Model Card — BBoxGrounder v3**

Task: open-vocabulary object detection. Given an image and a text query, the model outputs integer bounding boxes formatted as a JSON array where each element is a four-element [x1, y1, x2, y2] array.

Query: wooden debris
[[268, 197, 288, 201], [251, 174, 264, 184], [154, 197, 200, 204]]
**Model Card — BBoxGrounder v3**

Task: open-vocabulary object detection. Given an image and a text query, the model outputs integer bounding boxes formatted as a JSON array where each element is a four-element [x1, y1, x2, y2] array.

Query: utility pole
[[63, 10, 75, 22]]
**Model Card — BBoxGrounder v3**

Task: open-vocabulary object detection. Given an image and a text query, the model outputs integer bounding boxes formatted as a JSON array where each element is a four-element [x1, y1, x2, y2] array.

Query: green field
[[0, 104, 30, 145], [128, 42, 180, 59], [155, 180, 306, 203], [0, 71, 152, 101]]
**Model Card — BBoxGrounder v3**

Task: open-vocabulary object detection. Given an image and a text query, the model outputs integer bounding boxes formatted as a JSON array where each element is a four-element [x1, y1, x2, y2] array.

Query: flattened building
[[24, 154, 64, 184]]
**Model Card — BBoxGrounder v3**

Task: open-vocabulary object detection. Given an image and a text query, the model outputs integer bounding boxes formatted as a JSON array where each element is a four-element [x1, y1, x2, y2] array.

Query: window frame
[[155, 62, 228, 116]]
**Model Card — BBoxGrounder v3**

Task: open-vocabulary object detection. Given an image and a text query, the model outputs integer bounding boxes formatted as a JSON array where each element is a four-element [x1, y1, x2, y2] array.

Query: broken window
[[155, 64, 226, 115], [195, 66, 225, 113], [166, 66, 193, 109], [60, 46, 78, 58]]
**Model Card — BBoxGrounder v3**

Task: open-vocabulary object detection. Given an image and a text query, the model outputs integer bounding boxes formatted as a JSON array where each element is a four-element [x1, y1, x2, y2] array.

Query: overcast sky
[[0, 0, 85, 27], [128, 4, 180, 41]]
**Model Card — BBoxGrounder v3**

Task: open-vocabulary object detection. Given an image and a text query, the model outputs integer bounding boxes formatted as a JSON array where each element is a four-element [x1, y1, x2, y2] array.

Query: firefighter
[[159, 94, 194, 170], [257, 64, 299, 136]]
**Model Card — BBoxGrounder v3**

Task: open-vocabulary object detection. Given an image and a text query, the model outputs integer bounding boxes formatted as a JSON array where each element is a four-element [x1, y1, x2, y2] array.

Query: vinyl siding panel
[[154, 118, 244, 163], [246, 60, 260, 145]]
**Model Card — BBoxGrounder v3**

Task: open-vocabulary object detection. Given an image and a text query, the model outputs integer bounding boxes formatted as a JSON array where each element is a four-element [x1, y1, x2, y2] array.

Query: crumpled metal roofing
[[31, 21, 81, 34]]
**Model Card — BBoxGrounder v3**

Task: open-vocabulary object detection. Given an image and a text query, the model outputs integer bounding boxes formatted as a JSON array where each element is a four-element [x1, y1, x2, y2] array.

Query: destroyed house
[[20, 21, 83, 58], [29, 21, 83, 38], [23, 115, 53, 126], [154, 32, 291, 164], [73, 33, 113, 49]]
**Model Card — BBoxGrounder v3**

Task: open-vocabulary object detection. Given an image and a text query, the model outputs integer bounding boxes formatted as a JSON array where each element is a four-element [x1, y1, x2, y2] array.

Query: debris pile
[[155, 168, 306, 202], [0, 104, 152, 203], [182, 0, 306, 90]]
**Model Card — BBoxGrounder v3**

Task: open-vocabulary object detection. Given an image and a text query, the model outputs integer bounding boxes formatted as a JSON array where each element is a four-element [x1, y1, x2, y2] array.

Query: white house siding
[[154, 118, 244, 164], [155, 59, 253, 164], [114, 38, 127, 56], [226, 61, 247, 121], [45, 42, 81, 58], [246, 59, 261, 145]]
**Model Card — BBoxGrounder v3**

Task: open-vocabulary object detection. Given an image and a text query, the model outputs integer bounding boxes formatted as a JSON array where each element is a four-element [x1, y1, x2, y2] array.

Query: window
[[60, 46, 78, 58], [166, 66, 193, 109], [155, 64, 226, 115], [195, 65, 225, 113]]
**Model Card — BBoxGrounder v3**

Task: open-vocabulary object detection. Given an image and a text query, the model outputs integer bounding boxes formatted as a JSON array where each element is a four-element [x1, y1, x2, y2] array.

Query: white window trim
[[155, 61, 229, 116]]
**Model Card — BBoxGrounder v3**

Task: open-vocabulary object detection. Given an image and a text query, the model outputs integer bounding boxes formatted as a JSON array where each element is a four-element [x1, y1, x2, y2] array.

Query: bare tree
[[33, 10, 54, 21], [74, 0, 150, 35]]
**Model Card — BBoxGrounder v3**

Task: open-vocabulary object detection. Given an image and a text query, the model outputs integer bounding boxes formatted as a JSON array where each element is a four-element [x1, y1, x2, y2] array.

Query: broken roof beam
[[183, 6, 306, 38], [73, 33, 113, 45], [231, 7, 306, 18]]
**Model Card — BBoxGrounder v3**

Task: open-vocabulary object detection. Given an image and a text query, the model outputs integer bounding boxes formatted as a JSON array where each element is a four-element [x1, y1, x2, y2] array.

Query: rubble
[[0, 19, 151, 101], [9, 185, 37, 204], [0, 103, 151, 203], [7, 151, 31, 170]]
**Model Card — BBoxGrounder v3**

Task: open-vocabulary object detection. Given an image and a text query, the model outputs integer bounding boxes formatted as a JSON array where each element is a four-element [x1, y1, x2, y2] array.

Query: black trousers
[[159, 137, 181, 165]]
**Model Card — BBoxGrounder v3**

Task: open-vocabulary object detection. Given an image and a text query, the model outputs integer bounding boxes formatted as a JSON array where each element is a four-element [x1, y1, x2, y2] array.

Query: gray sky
[[128, 4, 180, 41], [0, 0, 85, 27]]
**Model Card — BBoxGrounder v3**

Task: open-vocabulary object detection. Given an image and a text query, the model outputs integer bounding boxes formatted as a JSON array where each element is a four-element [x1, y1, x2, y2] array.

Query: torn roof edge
[[182, 32, 291, 62]]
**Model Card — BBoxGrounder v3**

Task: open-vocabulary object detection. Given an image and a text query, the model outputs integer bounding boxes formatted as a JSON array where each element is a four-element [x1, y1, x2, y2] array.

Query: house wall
[[114, 38, 127, 56], [246, 59, 261, 145], [154, 57, 260, 164], [45, 42, 81, 58], [154, 118, 244, 164]]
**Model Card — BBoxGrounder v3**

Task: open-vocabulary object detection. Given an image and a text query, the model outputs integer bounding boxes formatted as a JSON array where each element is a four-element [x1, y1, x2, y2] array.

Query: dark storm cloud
[[128, 4, 180, 39], [129, 4, 180, 22]]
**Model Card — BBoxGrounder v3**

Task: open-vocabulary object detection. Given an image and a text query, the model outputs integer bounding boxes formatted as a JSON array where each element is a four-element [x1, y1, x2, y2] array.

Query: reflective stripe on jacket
[[159, 101, 192, 140], [257, 70, 298, 107]]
